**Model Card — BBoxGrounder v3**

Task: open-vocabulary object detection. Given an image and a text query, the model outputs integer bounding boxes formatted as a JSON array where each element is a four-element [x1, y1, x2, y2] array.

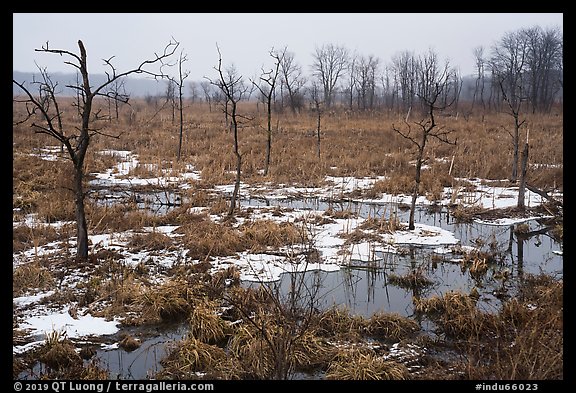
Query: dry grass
[[415, 274, 563, 380], [13, 98, 563, 381], [127, 231, 175, 252], [158, 336, 232, 379], [188, 299, 230, 344], [359, 215, 404, 234], [364, 312, 420, 341], [450, 204, 489, 223], [13, 224, 64, 253], [466, 275, 563, 380], [291, 331, 338, 371], [174, 216, 308, 261], [13, 261, 55, 297], [176, 219, 245, 260], [387, 271, 434, 291], [223, 285, 276, 321], [227, 321, 278, 379], [315, 306, 365, 341], [12, 153, 75, 221], [326, 348, 409, 380], [240, 220, 306, 251], [40, 331, 81, 370], [414, 290, 486, 339], [137, 278, 196, 322], [86, 203, 157, 234], [14, 100, 562, 200]]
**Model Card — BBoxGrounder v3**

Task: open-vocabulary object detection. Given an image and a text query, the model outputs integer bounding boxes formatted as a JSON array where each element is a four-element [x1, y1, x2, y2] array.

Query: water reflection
[[39, 195, 560, 380], [242, 196, 562, 320]]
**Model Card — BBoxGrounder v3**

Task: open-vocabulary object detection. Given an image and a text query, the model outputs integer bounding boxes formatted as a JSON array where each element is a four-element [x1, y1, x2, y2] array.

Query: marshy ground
[[13, 100, 563, 380]]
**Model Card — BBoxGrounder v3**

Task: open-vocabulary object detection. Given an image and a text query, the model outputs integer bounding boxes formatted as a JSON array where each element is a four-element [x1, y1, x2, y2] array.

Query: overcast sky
[[13, 13, 563, 81]]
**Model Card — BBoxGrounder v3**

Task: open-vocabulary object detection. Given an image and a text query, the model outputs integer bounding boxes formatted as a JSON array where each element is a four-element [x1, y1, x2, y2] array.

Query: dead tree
[[309, 82, 324, 159], [311, 43, 349, 108], [491, 29, 529, 182], [200, 80, 213, 112], [393, 60, 457, 231], [517, 128, 529, 210], [279, 49, 306, 114], [251, 48, 283, 176], [164, 79, 177, 124], [498, 78, 526, 183], [105, 78, 129, 121], [207, 44, 250, 218], [471, 46, 487, 115], [13, 39, 179, 261], [168, 49, 190, 161]]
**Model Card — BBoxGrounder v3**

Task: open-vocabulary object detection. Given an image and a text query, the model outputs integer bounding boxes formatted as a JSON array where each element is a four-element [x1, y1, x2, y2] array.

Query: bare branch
[[13, 79, 63, 140], [392, 122, 421, 149], [90, 129, 122, 139], [91, 38, 180, 98], [429, 126, 457, 145], [36, 42, 82, 64]]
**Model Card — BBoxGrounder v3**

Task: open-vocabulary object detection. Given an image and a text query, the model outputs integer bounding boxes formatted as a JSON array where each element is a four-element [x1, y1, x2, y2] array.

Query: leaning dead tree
[[207, 44, 250, 218], [13, 39, 179, 261], [393, 55, 457, 230]]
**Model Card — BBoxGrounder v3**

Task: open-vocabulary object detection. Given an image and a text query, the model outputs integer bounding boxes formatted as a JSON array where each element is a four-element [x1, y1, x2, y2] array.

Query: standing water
[[17, 196, 562, 379]]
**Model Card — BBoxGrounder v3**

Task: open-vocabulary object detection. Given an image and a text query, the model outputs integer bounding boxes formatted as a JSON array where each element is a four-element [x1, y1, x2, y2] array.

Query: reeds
[[363, 312, 420, 341], [387, 271, 434, 291], [415, 274, 563, 380], [326, 349, 409, 380], [138, 279, 195, 322], [13, 261, 55, 297], [13, 98, 563, 380]]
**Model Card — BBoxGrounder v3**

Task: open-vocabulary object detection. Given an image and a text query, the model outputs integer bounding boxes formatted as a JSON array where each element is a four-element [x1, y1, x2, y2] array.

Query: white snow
[[14, 308, 120, 354], [20, 309, 120, 338], [13, 147, 563, 355]]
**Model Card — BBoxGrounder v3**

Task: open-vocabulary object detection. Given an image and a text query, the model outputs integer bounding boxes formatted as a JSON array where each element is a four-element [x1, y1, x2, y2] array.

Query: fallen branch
[[526, 183, 562, 207]]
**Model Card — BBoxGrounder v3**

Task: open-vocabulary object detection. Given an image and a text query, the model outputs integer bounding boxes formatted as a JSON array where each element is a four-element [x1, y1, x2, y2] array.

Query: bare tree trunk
[[264, 126, 271, 176], [209, 46, 250, 219], [176, 51, 190, 162], [409, 141, 425, 230], [228, 107, 242, 218], [253, 49, 282, 176], [517, 135, 529, 209], [13, 38, 179, 262], [229, 148, 242, 217], [316, 110, 321, 159], [177, 94, 184, 161], [511, 113, 521, 182], [73, 165, 89, 260]]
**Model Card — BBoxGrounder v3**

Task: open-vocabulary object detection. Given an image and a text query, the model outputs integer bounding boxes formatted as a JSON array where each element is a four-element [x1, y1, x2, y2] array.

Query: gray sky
[[13, 13, 563, 81]]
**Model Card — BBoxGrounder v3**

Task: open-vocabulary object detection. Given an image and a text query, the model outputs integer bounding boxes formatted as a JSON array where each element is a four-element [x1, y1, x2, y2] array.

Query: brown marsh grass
[[363, 312, 421, 341], [137, 278, 198, 323], [415, 274, 563, 380], [387, 271, 435, 291], [20, 329, 110, 379], [14, 99, 562, 193], [157, 336, 234, 379], [13, 260, 55, 297], [12, 99, 563, 248], [326, 348, 409, 380], [13, 98, 563, 380]]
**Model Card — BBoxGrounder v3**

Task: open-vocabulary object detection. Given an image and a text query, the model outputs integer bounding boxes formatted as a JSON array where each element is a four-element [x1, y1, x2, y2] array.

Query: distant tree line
[[14, 25, 562, 116], [182, 25, 561, 116]]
